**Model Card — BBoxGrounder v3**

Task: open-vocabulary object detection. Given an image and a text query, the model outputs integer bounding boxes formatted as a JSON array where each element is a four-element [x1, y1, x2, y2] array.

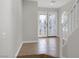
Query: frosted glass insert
[[61, 12, 68, 25], [69, 13, 72, 35], [38, 15, 47, 37], [61, 12, 69, 39], [48, 15, 57, 36], [75, 4, 78, 29], [72, 9, 75, 32], [77, 3, 79, 28]]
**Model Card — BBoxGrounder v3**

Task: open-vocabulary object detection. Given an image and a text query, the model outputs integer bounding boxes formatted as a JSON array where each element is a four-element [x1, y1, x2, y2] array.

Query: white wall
[[0, 0, 23, 57], [12, 0, 23, 57], [58, 0, 75, 57], [65, 1, 79, 57], [59, 0, 79, 57], [23, 0, 38, 42]]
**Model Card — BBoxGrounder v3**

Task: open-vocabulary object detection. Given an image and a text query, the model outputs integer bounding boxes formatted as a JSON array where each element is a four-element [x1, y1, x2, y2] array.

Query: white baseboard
[[59, 55, 66, 58], [15, 42, 23, 58], [22, 40, 38, 44], [61, 57, 67, 58], [15, 40, 38, 58]]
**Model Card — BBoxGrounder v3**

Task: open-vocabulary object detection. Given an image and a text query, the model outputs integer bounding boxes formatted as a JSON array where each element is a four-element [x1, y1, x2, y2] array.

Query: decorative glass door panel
[[48, 14, 57, 36], [38, 12, 57, 37], [38, 15, 47, 37]]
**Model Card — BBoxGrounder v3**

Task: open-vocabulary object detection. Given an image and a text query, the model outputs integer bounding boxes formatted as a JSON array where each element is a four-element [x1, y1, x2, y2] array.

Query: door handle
[[62, 38, 68, 47]]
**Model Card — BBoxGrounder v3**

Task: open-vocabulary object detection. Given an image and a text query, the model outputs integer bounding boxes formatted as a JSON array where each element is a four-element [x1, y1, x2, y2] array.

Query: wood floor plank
[[17, 37, 60, 58]]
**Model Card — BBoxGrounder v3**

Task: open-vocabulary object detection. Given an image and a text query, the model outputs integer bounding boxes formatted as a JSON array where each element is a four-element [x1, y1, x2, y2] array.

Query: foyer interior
[[0, 0, 79, 58]]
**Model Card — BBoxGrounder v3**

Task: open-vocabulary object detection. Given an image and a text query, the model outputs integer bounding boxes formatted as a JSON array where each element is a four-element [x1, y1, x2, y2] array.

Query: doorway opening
[[38, 11, 58, 37]]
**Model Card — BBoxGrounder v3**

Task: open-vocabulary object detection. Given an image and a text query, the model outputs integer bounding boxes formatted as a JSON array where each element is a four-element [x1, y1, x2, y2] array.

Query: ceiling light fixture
[[50, 0, 56, 5], [51, 0, 56, 3]]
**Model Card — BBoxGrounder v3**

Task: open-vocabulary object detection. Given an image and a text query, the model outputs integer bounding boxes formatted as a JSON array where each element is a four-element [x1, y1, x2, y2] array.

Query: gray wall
[[0, 0, 23, 57], [59, 0, 79, 58], [66, 1, 79, 57], [23, 0, 38, 42], [67, 28, 79, 58]]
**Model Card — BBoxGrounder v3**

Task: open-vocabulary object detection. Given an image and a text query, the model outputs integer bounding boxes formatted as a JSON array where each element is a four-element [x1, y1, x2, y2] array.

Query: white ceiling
[[29, 0, 72, 8]]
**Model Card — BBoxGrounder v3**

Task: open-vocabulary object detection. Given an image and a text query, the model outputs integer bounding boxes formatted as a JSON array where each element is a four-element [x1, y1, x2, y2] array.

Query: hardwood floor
[[17, 37, 60, 58]]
